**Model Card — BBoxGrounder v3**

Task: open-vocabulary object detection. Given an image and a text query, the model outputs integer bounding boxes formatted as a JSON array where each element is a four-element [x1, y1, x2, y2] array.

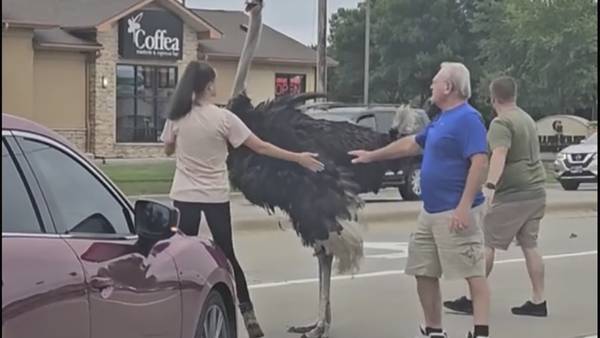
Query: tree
[[328, 0, 482, 106], [471, 0, 598, 120], [327, 6, 369, 102]]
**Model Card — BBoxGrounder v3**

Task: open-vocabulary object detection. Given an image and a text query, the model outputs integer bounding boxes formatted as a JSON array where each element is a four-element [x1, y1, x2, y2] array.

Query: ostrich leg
[[289, 248, 333, 338]]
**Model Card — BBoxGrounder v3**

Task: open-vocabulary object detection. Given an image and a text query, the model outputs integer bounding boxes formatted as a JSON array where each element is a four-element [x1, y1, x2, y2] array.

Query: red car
[[2, 114, 237, 338]]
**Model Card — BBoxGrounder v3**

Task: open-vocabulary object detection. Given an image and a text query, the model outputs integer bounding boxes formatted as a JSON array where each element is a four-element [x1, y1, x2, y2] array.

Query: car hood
[[561, 143, 597, 154]]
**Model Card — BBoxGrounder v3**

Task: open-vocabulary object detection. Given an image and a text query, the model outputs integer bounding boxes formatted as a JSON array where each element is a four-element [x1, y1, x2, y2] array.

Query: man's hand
[[450, 203, 471, 232], [483, 187, 495, 208], [348, 150, 373, 164]]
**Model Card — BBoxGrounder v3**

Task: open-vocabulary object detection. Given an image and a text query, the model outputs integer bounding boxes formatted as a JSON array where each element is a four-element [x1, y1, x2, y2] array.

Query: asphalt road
[[233, 211, 597, 338]]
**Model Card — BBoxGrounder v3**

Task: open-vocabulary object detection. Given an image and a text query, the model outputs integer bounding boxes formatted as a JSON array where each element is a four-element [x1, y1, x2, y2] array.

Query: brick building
[[2, 0, 333, 158]]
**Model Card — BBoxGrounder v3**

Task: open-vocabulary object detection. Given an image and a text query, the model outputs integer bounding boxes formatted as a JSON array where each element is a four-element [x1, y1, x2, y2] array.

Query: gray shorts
[[484, 196, 546, 250], [405, 205, 485, 280]]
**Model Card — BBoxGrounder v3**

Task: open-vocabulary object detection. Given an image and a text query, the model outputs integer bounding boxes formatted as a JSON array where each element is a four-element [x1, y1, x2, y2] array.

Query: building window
[[116, 64, 177, 143], [275, 73, 306, 97]]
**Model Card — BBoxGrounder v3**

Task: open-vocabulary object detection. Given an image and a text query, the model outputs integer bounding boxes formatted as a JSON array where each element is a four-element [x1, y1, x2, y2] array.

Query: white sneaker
[[467, 332, 489, 338], [415, 325, 427, 338], [416, 325, 448, 338]]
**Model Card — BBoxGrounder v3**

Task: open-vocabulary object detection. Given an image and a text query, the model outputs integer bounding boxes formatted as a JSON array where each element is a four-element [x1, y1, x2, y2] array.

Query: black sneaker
[[443, 296, 473, 314], [511, 300, 548, 317], [467, 332, 489, 338]]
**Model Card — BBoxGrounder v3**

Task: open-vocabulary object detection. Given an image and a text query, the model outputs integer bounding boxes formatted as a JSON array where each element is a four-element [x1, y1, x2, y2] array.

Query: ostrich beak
[[245, 0, 263, 12]]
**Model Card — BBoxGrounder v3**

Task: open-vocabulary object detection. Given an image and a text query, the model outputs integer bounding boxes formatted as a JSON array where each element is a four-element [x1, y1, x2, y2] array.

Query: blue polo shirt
[[415, 102, 487, 213]]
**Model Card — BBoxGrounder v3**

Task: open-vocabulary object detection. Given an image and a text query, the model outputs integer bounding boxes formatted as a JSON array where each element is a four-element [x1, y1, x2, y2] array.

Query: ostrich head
[[389, 104, 431, 140], [244, 0, 263, 14]]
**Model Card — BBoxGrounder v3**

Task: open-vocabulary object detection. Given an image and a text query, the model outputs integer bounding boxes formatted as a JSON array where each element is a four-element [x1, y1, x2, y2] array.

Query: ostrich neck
[[231, 10, 263, 98]]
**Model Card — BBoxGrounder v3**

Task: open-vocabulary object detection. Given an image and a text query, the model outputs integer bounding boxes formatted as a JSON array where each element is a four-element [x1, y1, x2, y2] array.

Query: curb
[[231, 200, 597, 232]]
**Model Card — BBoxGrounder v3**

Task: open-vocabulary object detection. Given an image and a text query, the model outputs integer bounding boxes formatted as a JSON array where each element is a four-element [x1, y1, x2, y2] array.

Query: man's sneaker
[[511, 300, 548, 317], [443, 296, 473, 314], [467, 332, 489, 338], [415, 325, 427, 338], [415, 325, 448, 338]]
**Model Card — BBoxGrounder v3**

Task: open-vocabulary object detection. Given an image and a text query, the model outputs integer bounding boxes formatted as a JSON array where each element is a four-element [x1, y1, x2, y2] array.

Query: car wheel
[[399, 165, 421, 201], [559, 180, 580, 191], [196, 290, 233, 338]]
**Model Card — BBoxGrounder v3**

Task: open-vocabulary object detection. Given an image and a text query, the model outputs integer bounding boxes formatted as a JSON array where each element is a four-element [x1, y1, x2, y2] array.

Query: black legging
[[173, 200, 251, 305]]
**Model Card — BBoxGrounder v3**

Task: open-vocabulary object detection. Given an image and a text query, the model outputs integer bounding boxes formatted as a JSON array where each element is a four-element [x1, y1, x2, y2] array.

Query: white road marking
[[364, 241, 409, 259], [248, 250, 597, 290]]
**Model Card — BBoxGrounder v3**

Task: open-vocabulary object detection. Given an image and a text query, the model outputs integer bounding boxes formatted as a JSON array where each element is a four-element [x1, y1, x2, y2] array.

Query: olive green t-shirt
[[487, 107, 546, 202]]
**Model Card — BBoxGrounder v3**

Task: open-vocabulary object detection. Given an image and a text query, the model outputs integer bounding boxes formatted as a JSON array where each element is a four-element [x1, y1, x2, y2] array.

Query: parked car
[[554, 132, 597, 190], [303, 104, 429, 200], [2, 114, 237, 338]]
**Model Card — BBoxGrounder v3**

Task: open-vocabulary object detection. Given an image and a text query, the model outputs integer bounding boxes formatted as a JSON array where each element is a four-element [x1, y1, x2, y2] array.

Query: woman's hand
[[295, 152, 325, 172]]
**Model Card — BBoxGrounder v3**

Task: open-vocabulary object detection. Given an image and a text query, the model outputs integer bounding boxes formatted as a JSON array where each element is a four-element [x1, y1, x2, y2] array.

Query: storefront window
[[275, 73, 306, 97], [116, 64, 177, 143]]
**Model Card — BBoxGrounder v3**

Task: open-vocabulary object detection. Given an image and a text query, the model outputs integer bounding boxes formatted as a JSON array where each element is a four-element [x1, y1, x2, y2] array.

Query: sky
[[187, 0, 362, 46]]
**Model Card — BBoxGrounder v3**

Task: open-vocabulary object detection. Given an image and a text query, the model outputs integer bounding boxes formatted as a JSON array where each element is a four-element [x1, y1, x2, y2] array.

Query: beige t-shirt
[[160, 104, 252, 203]]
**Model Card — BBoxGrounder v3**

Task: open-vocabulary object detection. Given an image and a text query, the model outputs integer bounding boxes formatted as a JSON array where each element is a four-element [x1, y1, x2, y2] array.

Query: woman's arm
[[164, 142, 176, 156], [243, 134, 325, 172]]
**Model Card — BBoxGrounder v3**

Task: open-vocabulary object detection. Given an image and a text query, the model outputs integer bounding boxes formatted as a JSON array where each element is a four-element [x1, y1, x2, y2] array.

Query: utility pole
[[363, 0, 370, 104], [317, 0, 327, 96]]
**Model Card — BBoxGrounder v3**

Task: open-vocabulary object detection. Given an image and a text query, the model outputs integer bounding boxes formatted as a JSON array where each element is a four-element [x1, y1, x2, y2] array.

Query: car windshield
[[583, 133, 597, 144]]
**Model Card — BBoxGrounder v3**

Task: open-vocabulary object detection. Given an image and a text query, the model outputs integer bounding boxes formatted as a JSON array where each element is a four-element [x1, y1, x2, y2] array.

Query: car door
[[13, 132, 182, 338], [2, 134, 89, 338]]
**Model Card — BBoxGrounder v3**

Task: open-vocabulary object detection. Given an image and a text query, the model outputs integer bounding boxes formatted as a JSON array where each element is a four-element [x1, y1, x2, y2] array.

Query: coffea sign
[[119, 10, 183, 60]]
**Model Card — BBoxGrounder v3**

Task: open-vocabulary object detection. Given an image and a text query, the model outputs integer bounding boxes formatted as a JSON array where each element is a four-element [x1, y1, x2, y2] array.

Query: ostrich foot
[[302, 321, 329, 338], [289, 321, 329, 338], [288, 322, 317, 334]]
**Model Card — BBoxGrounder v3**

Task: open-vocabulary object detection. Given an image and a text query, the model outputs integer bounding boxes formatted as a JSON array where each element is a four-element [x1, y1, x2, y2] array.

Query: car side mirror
[[134, 200, 179, 241]]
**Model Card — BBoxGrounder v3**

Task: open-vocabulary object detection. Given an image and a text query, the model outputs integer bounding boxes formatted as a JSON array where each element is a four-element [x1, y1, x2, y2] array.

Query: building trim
[[203, 53, 338, 67], [93, 0, 222, 39], [2, 20, 58, 29], [34, 42, 102, 51]]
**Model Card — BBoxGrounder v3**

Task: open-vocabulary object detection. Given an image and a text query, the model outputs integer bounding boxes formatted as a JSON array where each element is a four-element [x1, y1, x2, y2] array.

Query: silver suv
[[554, 132, 597, 190]]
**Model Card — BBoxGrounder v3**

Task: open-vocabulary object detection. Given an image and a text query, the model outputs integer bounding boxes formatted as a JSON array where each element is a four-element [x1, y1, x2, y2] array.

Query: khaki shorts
[[484, 196, 546, 250], [405, 205, 485, 280]]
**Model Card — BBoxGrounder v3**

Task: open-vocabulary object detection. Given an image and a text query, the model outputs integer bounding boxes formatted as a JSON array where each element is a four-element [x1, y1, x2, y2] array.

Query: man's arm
[[458, 153, 489, 209], [451, 153, 488, 231], [349, 135, 422, 164], [486, 147, 509, 186]]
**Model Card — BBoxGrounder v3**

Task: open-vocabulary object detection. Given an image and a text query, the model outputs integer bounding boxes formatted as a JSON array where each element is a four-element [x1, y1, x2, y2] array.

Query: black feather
[[227, 92, 396, 246]]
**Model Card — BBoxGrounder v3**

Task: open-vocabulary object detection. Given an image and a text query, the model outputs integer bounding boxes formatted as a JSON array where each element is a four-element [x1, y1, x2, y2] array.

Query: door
[[14, 134, 182, 338], [2, 135, 89, 338]]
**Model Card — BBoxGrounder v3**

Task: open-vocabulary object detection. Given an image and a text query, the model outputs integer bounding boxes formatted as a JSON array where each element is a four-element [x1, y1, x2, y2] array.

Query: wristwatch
[[485, 182, 496, 190]]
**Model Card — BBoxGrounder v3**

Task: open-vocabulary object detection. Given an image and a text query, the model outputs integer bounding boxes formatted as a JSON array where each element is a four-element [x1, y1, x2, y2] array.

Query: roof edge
[[2, 19, 59, 29], [34, 42, 102, 51]]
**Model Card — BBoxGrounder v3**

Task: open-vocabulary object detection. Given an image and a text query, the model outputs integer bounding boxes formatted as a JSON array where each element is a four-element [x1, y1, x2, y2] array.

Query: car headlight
[[556, 152, 567, 161]]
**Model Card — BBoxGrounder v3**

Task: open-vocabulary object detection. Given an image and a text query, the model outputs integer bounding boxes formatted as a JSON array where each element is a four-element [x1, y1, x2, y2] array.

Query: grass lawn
[[97, 161, 175, 196], [97, 159, 558, 196]]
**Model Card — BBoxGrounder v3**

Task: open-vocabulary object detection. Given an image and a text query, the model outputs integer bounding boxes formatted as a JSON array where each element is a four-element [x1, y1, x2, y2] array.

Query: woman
[[161, 61, 323, 338]]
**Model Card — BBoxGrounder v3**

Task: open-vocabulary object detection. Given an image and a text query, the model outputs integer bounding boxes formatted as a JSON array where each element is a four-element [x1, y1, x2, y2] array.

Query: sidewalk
[[131, 184, 597, 232]]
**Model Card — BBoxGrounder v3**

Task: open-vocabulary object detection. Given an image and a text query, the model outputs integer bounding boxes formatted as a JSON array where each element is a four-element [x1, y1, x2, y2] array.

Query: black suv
[[303, 103, 430, 201]]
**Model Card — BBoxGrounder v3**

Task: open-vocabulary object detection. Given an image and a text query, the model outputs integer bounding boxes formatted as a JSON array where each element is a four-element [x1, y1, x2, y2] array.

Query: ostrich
[[225, 1, 415, 337]]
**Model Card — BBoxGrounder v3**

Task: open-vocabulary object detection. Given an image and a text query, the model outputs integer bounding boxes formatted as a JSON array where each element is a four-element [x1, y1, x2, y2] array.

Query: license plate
[[571, 166, 583, 174]]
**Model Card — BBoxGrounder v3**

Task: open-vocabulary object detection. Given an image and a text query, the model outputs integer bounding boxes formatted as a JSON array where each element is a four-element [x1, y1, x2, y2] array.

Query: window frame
[[11, 130, 136, 240], [2, 132, 49, 235], [356, 114, 377, 131], [116, 64, 178, 143], [275, 73, 307, 97]]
